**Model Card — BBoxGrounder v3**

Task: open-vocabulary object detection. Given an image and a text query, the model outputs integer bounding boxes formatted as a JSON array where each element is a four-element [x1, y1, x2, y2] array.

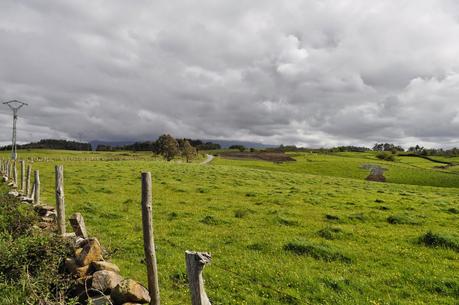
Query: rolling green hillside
[[214, 152, 459, 188], [1, 150, 458, 304]]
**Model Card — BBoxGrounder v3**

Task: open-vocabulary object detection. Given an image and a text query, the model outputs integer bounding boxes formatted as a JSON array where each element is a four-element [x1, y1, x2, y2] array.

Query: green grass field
[[2, 150, 458, 304]]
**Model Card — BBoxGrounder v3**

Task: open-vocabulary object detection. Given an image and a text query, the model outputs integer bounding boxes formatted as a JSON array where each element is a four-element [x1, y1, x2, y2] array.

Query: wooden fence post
[[141, 172, 160, 305], [185, 251, 212, 305], [55, 165, 65, 235], [33, 170, 40, 205], [26, 164, 32, 197], [13, 161, 17, 186], [20, 161, 25, 193], [6, 161, 10, 178]]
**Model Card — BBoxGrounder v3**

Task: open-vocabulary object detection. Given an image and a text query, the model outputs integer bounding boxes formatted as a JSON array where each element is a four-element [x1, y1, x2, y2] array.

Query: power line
[[3, 100, 28, 160]]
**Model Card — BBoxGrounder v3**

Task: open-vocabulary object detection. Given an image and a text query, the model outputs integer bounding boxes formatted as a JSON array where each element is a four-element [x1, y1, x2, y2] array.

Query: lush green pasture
[[214, 152, 459, 188], [2, 150, 459, 304]]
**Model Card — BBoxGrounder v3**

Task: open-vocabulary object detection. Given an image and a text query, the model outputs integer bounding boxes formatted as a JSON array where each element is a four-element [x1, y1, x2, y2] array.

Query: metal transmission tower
[[3, 100, 28, 160]]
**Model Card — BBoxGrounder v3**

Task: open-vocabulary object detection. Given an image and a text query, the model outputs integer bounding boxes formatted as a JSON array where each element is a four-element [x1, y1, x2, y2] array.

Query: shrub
[[376, 152, 395, 161], [0, 189, 75, 304]]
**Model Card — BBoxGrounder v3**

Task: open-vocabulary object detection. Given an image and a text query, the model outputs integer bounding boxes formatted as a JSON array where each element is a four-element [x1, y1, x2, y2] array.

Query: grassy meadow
[[2, 149, 459, 304]]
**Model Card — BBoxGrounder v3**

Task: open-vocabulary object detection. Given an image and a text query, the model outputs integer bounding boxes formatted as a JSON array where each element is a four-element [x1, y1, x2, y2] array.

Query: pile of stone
[[65, 236, 151, 305], [34, 205, 57, 230]]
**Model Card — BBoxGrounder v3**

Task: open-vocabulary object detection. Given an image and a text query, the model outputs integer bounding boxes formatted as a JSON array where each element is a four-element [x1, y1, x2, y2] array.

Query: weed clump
[[200, 215, 221, 225], [325, 214, 340, 221], [234, 209, 253, 218], [387, 214, 420, 225], [348, 213, 367, 222], [276, 217, 299, 226], [247, 242, 269, 251], [447, 208, 459, 214], [283, 242, 352, 263], [418, 231, 459, 252], [317, 226, 350, 240]]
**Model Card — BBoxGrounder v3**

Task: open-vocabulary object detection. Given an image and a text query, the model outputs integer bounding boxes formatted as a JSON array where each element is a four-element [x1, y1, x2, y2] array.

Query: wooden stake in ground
[[6, 160, 10, 178], [141, 172, 160, 305], [55, 165, 65, 235], [185, 251, 212, 305], [26, 164, 32, 196], [33, 170, 40, 205], [13, 161, 17, 186], [20, 161, 25, 192]]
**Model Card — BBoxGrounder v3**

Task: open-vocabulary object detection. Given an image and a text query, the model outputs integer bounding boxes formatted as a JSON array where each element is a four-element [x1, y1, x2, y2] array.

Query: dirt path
[[201, 154, 214, 165]]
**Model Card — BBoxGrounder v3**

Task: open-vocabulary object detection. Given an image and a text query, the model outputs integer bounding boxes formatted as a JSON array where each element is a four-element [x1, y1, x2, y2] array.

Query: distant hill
[[205, 139, 276, 149], [89, 140, 137, 150], [1, 139, 92, 151]]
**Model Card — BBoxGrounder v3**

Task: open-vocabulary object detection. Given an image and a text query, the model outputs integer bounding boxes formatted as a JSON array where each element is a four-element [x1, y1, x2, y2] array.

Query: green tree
[[156, 134, 179, 161], [179, 139, 197, 162]]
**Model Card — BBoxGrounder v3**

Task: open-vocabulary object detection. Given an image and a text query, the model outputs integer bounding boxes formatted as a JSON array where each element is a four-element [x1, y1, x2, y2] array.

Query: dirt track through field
[[201, 154, 214, 164]]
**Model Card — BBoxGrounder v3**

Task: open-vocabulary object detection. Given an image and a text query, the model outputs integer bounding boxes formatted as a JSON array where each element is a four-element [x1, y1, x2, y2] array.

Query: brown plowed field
[[219, 151, 295, 162]]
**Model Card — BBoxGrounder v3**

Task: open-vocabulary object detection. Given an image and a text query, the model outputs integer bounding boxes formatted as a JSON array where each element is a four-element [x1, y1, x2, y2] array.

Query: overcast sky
[[1, 0, 459, 148]]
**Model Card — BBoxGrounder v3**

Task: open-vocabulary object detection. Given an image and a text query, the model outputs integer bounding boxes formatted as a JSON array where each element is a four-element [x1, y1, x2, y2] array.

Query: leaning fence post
[[55, 165, 65, 235], [26, 164, 32, 196], [33, 170, 40, 205], [141, 172, 160, 305], [185, 251, 212, 305]]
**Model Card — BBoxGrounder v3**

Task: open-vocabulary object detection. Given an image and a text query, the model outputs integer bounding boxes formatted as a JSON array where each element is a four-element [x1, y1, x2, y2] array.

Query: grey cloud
[[1, 0, 459, 148]]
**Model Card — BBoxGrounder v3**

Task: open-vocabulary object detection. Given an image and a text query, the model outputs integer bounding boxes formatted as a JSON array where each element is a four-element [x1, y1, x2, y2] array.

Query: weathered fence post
[[20, 160, 25, 193], [55, 165, 65, 235], [6, 160, 10, 179], [13, 161, 17, 186], [69, 213, 88, 238], [33, 170, 40, 205], [26, 164, 32, 196], [185, 251, 212, 305], [141, 172, 160, 305]]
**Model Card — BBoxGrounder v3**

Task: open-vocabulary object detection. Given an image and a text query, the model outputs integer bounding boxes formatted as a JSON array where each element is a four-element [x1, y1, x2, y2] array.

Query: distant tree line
[[405, 146, 459, 157], [0, 139, 91, 151], [266, 145, 370, 153], [96, 135, 223, 162], [96, 138, 221, 152]]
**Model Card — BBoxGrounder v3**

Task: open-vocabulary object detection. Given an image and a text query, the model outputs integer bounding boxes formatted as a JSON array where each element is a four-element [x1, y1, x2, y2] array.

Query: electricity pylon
[[3, 100, 28, 160]]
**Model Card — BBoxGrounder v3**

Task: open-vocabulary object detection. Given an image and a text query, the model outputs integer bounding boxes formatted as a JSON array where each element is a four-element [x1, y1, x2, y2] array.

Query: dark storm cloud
[[1, 0, 459, 147]]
